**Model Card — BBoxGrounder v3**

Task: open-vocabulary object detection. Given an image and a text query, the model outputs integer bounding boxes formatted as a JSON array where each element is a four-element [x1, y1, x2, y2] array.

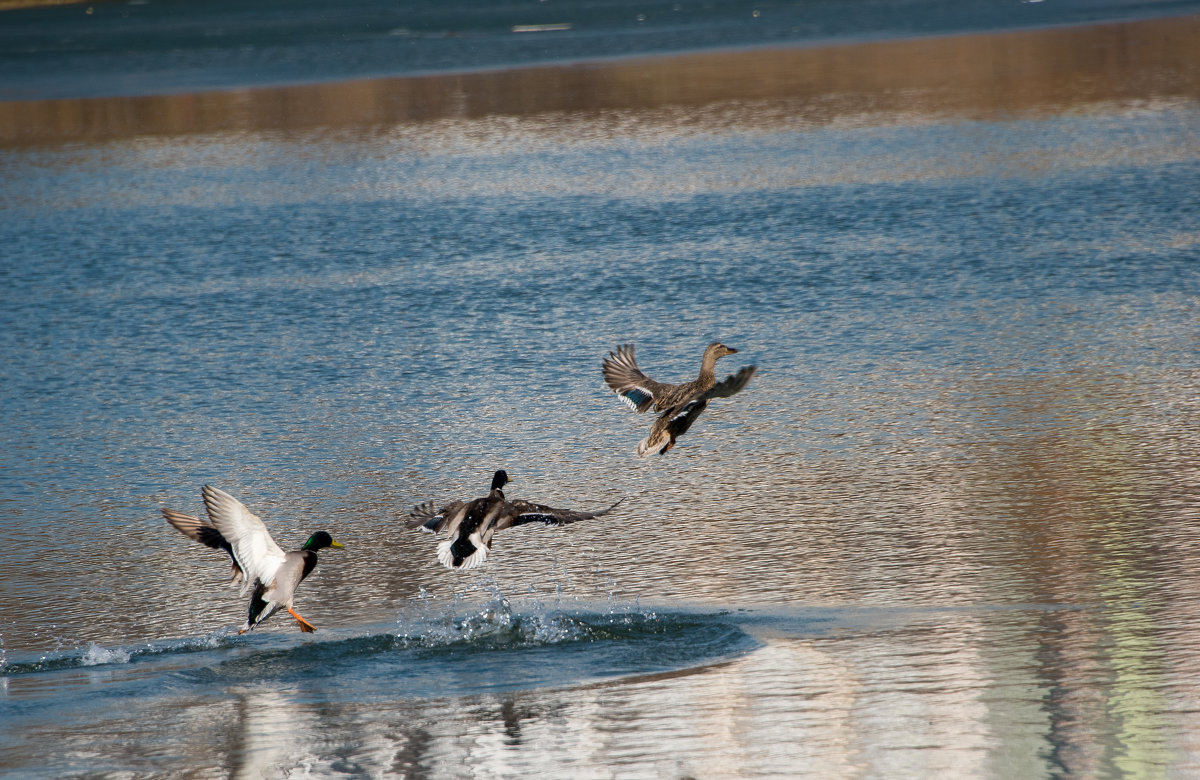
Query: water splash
[[81, 643, 131, 667], [1, 631, 236, 676], [395, 580, 666, 650]]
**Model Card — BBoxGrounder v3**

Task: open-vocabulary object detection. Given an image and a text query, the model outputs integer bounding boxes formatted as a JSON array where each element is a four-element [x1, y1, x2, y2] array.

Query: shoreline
[[1, 13, 1198, 147], [0, 0, 81, 8]]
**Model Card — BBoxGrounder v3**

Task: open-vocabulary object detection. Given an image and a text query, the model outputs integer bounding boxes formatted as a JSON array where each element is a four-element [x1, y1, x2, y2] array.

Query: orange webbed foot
[[288, 607, 317, 633]]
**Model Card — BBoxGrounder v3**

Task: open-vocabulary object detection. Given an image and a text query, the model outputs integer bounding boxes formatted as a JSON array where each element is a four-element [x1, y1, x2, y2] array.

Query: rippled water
[[2, 0, 1193, 101], [3, 7, 1200, 779]]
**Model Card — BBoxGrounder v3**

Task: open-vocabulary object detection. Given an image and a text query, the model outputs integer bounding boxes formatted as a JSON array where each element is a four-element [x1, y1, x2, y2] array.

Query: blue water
[[4, 0, 1199, 100], [3, 3, 1200, 777], [1, 603, 761, 707]]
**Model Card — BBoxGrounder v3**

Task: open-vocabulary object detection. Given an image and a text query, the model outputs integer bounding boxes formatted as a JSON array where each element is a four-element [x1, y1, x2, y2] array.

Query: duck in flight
[[407, 470, 622, 569], [162, 485, 344, 633], [602, 341, 756, 456]]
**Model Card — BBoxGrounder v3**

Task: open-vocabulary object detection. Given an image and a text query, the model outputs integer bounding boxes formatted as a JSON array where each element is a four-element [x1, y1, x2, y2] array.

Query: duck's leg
[[288, 607, 317, 633]]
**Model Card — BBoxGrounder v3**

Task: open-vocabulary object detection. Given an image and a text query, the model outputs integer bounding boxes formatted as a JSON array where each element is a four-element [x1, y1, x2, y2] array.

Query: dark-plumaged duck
[[162, 485, 343, 633], [602, 341, 756, 456], [407, 470, 622, 569]]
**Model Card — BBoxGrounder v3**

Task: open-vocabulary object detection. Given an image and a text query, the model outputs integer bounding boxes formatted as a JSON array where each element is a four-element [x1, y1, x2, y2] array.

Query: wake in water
[[1, 587, 759, 707], [1, 631, 236, 676]]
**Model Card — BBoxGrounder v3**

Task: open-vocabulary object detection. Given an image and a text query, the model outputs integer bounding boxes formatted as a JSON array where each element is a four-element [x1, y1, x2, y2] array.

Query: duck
[[162, 484, 344, 633], [407, 470, 622, 569], [602, 341, 756, 456]]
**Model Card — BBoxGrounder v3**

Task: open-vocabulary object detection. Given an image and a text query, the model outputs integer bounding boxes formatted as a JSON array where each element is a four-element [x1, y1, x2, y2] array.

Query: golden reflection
[[1093, 458, 1172, 775], [325, 631, 1016, 777], [1, 15, 1198, 147], [948, 368, 1198, 777]]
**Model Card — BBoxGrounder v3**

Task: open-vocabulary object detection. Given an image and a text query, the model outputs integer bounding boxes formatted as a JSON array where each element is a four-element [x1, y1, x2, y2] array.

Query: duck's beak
[[330, 540, 345, 549], [726, 346, 738, 354]]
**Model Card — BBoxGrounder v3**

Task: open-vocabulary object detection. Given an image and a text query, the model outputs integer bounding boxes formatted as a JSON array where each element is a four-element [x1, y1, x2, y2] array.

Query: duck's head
[[705, 342, 738, 360], [302, 531, 345, 551], [490, 470, 510, 491]]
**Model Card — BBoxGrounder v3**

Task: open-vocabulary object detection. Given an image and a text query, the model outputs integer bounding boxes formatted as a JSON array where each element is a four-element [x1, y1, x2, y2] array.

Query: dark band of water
[[3, 15, 1199, 146]]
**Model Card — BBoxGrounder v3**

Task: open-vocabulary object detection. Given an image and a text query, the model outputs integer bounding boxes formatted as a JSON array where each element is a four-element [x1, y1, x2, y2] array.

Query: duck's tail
[[436, 531, 490, 570], [636, 429, 673, 457], [237, 582, 278, 634]]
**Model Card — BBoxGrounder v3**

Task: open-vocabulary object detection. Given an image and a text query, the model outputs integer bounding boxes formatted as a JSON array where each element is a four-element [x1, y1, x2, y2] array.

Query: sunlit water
[[2, 6, 1200, 779]]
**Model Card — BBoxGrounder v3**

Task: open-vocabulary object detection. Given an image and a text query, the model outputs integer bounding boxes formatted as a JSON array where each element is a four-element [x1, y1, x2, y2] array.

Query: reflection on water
[[2, 11, 1200, 780], [6, 604, 1195, 776], [2, 15, 1200, 146]]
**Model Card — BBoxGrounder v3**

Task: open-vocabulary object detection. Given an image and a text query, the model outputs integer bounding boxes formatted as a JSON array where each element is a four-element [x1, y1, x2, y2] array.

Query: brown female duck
[[602, 341, 756, 456]]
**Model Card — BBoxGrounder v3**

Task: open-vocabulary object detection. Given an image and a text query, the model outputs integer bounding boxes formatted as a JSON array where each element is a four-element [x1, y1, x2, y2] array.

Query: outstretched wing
[[602, 344, 672, 413], [162, 506, 244, 584], [162, 507, 230, 551], [202, 485, 287, 595], [706, 365, 756, 399], [406, 500, 466, 533], [499, 498, 624, 529]]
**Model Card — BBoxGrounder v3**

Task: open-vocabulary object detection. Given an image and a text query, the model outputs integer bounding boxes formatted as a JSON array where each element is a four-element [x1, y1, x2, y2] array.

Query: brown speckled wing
[[602, 344, 672, 413], [707, 365, 756, 399]]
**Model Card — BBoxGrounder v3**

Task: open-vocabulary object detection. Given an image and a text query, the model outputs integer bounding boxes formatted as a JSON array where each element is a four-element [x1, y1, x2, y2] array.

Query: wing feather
[[162, 508, 229, 550], [407, 500, 466, 534], [706, 365, 756, 399], [602, 344, 671, 413], [501, 498, 624, 528], [162, 507, 244, 584], [202, 485, 287, 595]]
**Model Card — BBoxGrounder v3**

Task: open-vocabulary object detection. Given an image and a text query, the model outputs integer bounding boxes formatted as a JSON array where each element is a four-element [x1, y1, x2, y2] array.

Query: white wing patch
[[618, 385, 655, 411], [670, 399, 703, 422], [203, 485, 288, 595], [436, 533, 489, 570], [514, 512, 560, 525]]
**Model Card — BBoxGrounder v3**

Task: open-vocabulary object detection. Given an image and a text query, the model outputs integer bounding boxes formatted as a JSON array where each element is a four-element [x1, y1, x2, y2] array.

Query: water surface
[[2, 9, 1200, 779], [4, 0, 1197, 101]]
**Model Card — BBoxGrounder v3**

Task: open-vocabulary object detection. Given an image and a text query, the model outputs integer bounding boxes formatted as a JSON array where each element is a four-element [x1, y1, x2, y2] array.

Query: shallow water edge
[[2, 14, 1199, 147]]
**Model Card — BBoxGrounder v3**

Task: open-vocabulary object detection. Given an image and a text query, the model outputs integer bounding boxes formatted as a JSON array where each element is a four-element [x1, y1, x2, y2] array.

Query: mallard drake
[[603, 341, 756, 456], [407, 470, 622, 570], [162, 485, 344, 634]]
